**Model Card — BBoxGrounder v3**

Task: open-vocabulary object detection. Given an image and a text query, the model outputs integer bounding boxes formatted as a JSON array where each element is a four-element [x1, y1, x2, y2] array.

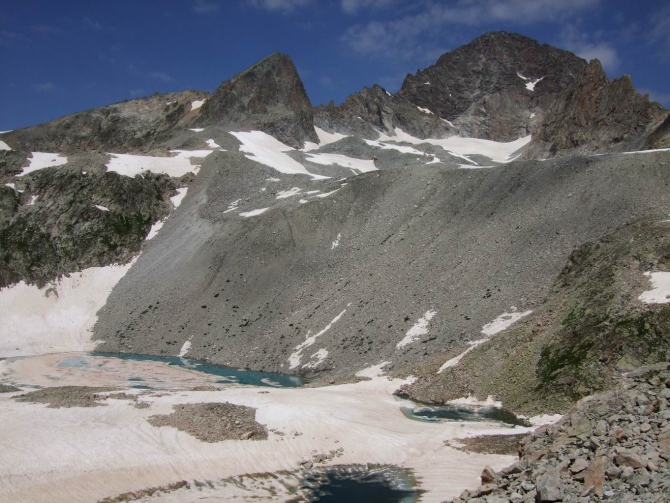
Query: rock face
[[191, 53, 318, 148], [1, 90, 208, 153], [449, 365, 670, 502], [0, 157, 177, 288], [526, 60, 668, 158], [398, 31, 587, 141], [314, 84, 455, 139]]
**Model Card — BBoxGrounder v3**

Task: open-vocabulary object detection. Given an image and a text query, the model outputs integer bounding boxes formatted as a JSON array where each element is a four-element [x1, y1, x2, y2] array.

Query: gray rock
[[535, 472, 563, 502]]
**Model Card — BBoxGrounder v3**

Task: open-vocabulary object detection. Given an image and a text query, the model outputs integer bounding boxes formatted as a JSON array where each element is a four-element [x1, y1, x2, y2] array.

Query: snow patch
[[305, 153, 377, 173], [525, 77, 544, 92], [191, 100, 205, 110], [377, 128, 529, 164], [447, 395, 502, 408], [638, 271, 670, 304], [438, 310, 532, 373], [302, 127, 348, 152], [356, 361, 390, 378], [205, 139, 223, 149], [527, 414, 563, 426], [303, 348, 328, 369], [331, 233, 341, 250], [94, 204, 108, 212], [145, 220, 164, 241], [276, 187, 302, 199], [397, 310, 437, 349], [232, 131, 329, 180], [179, 340, 192, 358], [170, 187, 188, 209], [289, 309, 346, 369], [17, 152, 68, 176], [314, 188, 341, 198], [624, 148, 670, 155], [189, 128, 205, 133], [106, 151, 211, 178], [0, 141, 11, 151], [417, 106, 433, 115], [481, 310, 532, 336], [0, 262, 134, 357], [240, 208, 269, 218], [27, 195, 38, 206], [458, 164, 494, 169]]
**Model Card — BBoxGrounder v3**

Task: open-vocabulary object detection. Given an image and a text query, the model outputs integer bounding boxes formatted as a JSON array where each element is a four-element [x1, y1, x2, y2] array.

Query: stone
[[582, 455, 606, 497], [535, 472, 563, 502], [615, 450, 647, 469], [481, 466, 500, 484], [570, 458, 589, 474]]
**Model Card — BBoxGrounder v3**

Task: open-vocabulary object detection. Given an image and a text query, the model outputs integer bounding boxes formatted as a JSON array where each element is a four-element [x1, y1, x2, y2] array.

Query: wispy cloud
[[34, 82, 54, 91], [83, 18, 102, 30], [648, 5, 670, 61], [342, 0, 601, 59], [146, 71, 173, 82], [558, 24, 620, 73], [341, 0, 399, 14], [246, 0, 314, 13], [194, 0, 219, 14], [30, 25, 60, 34]]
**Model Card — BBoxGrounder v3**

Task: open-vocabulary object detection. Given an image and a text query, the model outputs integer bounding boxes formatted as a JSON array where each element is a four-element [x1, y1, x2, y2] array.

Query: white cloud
[[246, 0, 314, 12], [194, 0, 219, 14], [34, 82, 54, 91], [558, 24, 620, 73], [341, 0, 399, 14], [342, 0, 600, 59], [147, 71, 173, 82]]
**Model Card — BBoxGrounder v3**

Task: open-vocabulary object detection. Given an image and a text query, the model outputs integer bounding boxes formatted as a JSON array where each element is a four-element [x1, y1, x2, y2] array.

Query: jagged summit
[[526, 59, 668, 158], [190, 52, 318, 148], [398, 31, 588, 141]]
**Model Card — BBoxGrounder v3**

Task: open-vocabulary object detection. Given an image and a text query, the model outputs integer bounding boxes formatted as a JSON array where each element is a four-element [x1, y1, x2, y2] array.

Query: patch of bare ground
[[0, 384, 21, 393], [147, 402, 268, 442], [97, 481, 188, 503], [447, 434, 526, 456], [13, 386, 118, 407]]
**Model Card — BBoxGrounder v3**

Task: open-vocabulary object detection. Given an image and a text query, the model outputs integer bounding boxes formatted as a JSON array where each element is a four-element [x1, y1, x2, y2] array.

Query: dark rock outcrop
[[526, 60, 668, 158], [314, 84, 455, 139], [0, 160, 178, 288], [1, 90, 208, 154], [191, 53, 317, 148], [398, 31, 587, 141]]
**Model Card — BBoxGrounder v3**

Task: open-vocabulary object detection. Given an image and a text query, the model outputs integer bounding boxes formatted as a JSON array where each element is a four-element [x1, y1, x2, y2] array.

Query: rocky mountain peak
[[191, 52, 318, 148], [525, 58, 668, 158], [398, 31, 587, 141]]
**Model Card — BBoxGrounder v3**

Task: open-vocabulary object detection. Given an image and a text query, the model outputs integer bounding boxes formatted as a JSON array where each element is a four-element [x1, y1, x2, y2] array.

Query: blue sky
[[1, 0, 668, 130]]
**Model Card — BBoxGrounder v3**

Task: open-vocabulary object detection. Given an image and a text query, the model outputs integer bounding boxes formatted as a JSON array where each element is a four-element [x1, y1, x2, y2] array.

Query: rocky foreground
[[450, 364, 670, 502]]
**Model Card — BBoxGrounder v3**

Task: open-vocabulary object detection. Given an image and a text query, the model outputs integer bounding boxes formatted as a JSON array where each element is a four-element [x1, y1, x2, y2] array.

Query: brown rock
[[582, 455, 606, 497], [614, 450, 647, 469], [481, 465, 500, 484]]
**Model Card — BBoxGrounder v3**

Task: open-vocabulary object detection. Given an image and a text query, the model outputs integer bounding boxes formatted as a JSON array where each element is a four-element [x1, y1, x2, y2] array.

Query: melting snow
[[525, 77, 544, 92], [302, 127, 348, 152], [266, 177, 281, 182], [0, 141, 11, 151], [458, 164, 494, 169], [397, 310, 437, 349], [170, 187, 188, 208], [365, 139, 425, 156], [179, 340, 192, 358], [94, 204, 109, 212], [191, 100, 205, 110], [441, 118, 455, 128], [189, 128, 205, 132], [624, 148, 670, 155], [638, 271, 670, 304], [106, 151, 212, 178], [223, 199, 241, 214], [331, 233, 341, 249], [417, 106, 433, 115], [438, 309, 532, 373], [377, 128, 530, 164], [315, 188, 341, 198], [305, 153, 377, 173], [276, 187, 302, 199], [240, 208, 269, 218], [355, 361, 390, 378], [303, 348, 328, 369], [206, 139, 223, 149], [232, 131, 329, 180], [145, 220, 164, 241], [289, 309, 346, 369], [27, 195, 38, 206], [17, 152, 68, 177]]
